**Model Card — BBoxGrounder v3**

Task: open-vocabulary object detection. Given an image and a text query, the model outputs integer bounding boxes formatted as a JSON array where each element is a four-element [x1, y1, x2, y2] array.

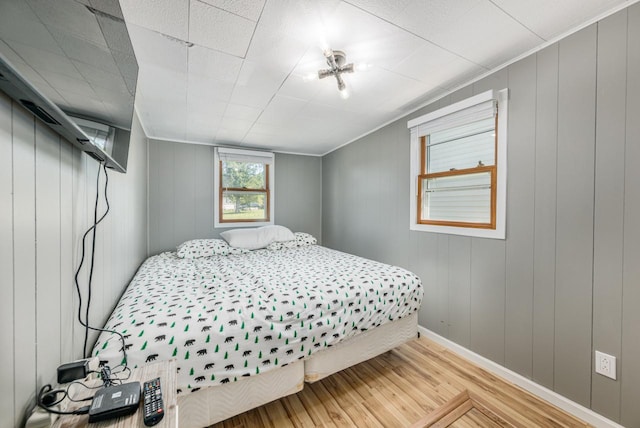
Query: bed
[[92, 230, 423, 427]]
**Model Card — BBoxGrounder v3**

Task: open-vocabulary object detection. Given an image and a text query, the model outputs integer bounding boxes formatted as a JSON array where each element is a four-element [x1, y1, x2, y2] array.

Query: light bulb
[[303, 72, 319, 82], [339, 88, 350, 99]]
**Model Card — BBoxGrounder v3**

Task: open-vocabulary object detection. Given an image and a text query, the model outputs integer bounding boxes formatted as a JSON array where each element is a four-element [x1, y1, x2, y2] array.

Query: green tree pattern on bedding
[[92, 244, 423, 393]]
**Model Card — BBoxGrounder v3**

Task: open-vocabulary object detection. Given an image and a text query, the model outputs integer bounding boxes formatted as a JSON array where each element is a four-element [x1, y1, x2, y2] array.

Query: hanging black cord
[[83, 164, 102, 357], [73, 163, 127, 368]]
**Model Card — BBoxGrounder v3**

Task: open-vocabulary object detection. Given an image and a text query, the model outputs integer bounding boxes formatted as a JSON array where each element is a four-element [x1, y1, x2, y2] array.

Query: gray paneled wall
[[147, 140, 322, 254], [0, 92, 148, 428], [322, 5, 640, 425]]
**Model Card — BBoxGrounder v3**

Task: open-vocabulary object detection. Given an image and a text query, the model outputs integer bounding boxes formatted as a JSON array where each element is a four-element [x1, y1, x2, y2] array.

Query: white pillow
[[220, 225, 295, 250]]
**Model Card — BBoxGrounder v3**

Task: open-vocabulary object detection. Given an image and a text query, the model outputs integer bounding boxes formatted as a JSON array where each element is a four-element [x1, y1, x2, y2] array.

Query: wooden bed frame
[[177, 312, 418, 427]]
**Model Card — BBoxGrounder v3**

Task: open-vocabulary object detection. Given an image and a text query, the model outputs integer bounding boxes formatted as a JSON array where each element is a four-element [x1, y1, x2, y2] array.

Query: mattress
[[92, 244, 423, 393]]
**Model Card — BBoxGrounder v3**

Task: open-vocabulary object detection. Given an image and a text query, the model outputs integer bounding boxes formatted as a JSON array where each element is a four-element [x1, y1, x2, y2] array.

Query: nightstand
[[51, 359, 178, 428]]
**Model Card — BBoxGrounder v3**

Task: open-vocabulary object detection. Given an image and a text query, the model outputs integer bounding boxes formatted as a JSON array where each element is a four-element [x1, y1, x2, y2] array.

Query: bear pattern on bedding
[[92, 244, 423, 393]]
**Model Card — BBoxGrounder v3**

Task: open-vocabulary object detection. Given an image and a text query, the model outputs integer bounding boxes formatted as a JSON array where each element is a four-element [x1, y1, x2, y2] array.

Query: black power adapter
[[57, 360, 90, 384]]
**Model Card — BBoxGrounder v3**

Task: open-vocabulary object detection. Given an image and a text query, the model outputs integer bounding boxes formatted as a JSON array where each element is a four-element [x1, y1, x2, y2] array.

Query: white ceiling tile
[[0, 1, 65, 54], [244, 25, 308, 76], [324, 3, 424, 71], [4, 40, 83, 80], [73, 60, 126, 92], [230, 61, 288, 108], [215, 125, 251, 143], [127, 24, 188, 74], [187, 45, 242, 82], [344, 0, 412, 22], [255, 0, 341, 47], [491, 0, 624, 40], [41, 71, 96, 99], [224, 103, 262, 122], [119, 0, 189, 41], [49, 29, 121, 75], [26, 0, 108, 48], [393, 0, 483, 42], [392, 43, 485, 87], [188, 74, 235, 104], [185, 111, 222, 142], [257, 95, 308, 125], [423, 1, 544, 68], [198, 0, 265, 22], [189, 0, 256, 58]]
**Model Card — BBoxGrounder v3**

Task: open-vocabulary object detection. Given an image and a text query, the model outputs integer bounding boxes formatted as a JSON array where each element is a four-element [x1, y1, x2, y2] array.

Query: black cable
[[83, 163, 102, 357], [72, 163, 127, 368], [37, 385, 90, 416]]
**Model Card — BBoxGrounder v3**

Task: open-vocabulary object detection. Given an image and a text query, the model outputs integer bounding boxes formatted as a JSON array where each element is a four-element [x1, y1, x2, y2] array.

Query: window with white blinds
[[214, 147, 275, 228], [408, 89, 508, 239]]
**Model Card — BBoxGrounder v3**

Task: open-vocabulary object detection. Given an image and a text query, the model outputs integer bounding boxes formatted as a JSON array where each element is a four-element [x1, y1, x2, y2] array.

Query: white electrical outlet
[[595, 351, 617, 380]]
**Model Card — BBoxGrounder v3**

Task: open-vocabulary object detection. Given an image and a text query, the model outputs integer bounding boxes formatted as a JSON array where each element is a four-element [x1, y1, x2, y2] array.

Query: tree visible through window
[[220, 160, 269, 222], [215, 147, 274, 226]]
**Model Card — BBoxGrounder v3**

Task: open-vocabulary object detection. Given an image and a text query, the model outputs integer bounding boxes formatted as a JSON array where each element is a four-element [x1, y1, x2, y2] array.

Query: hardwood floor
[[212, 337, 590, 427]]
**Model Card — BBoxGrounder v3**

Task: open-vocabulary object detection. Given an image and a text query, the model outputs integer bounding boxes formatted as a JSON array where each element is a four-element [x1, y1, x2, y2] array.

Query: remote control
[[142, 377, 164, 426]]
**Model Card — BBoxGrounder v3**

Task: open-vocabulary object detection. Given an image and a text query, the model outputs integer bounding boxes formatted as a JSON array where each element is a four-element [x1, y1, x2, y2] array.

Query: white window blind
[[427, 117, 495, 173], [217, 147, 274, 165], [416, 99, 496, 138]]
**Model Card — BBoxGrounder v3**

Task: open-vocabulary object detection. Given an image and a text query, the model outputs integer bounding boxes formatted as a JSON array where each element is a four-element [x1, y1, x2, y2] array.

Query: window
[[214, 147, 274, 228], [408, 89, 508, 239]]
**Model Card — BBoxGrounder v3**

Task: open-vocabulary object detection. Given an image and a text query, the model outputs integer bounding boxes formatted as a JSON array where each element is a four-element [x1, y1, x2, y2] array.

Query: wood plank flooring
[[212, 337, 590, 427]]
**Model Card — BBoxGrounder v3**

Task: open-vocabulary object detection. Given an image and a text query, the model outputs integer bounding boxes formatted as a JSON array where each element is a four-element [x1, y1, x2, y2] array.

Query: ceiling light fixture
[[317, 49, 354, 98]]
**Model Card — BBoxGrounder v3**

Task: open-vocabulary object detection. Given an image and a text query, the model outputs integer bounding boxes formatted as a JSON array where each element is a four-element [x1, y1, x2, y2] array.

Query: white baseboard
[[418, 327, 624, 428]]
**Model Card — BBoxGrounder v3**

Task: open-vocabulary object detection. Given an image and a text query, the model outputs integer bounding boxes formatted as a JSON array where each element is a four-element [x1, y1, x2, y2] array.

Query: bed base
[[177, 313, 418, 428], [304, 312, 418, 382]]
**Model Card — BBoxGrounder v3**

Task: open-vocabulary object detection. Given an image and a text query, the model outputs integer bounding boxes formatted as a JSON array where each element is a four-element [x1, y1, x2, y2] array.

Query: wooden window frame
[[218, 161, 271, 224], [417, 114, 498, 229]]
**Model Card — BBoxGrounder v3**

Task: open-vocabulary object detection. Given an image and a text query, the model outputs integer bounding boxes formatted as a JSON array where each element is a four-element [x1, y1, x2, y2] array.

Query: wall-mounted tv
[[0, 0, 138, 173]]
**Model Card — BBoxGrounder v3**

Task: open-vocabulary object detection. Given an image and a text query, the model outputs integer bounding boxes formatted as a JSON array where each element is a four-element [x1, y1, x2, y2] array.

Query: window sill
[[214, 220, 274, 229], [410, 223, 505, 239]]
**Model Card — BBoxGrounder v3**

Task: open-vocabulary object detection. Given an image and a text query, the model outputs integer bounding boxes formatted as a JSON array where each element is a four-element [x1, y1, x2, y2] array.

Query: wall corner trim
[[418, 326, 623, 428]]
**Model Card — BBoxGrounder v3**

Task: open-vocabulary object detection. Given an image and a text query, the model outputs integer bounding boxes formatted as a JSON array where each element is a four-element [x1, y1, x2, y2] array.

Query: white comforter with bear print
[[92, 244, 423, 393]]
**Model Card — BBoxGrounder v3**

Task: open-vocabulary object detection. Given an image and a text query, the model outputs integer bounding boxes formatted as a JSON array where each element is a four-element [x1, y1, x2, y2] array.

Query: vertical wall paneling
[[472, 69, 509, 96], [12, 104, 37, 426], [504, 55, 537, 378], [554, 25, 597, 406], [621, 3, 640, 426], [0, 92, 15, 426], [59, 142, 74, 364], [194, 145, 214, 239], [435, 235, 449, 336], [173, 144, 196, 246], [532, 43, 559, 390], [321, 5, 640, 422], [147, 141, 323, 254], [85, 159, 103, 350], [72, 150, 87, 357], [447, 236, 471, 347], [0, 99, 148, 428], [148, 141, 175, 255], [415, 233, 438, 329], [35, 123, 62, 386], [274, 153, 323, 242], [591, 9, 627, 420], [469, 238, 506, 364]]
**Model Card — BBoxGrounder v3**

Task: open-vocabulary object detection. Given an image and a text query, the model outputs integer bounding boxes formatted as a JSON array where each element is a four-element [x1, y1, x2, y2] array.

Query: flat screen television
[[0, 0, 138, 173]]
